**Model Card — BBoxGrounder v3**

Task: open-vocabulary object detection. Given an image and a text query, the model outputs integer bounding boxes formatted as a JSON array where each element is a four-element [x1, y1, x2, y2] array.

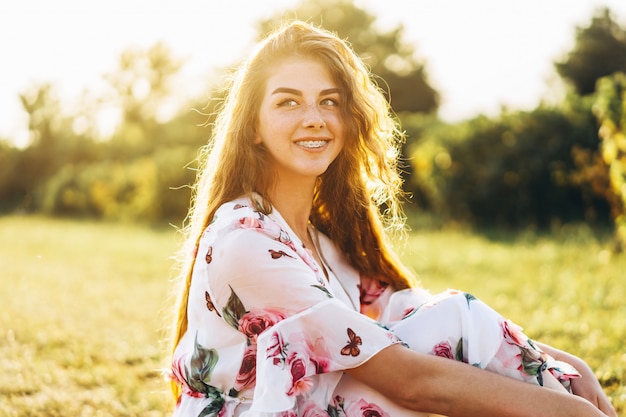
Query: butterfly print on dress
[[205, 291, 222, 317], [340, 328, 362, 357], [269, 249, 295, 259]]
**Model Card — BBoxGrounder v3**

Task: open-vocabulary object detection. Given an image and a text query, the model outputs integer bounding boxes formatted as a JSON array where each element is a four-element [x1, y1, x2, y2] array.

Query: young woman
[[169, 21, 616, 417]]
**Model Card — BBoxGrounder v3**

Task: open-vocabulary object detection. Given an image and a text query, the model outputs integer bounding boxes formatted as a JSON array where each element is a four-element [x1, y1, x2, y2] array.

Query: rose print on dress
[[328, 395, 346, 417], [237, 212, 284, 242], [431, 338, 464, 361], [432, 341, 454, 359], [232, 309, 288, 393], [344, 398, 390, 417], [287, 355, 314, 396], [234, 344, 257, 391], [205, 246, 213, 263], [238, 308, 286, 343], [499, 317, 548, 385], [264, 327, 335, 397], [267, 331, 288, 366], [299, 400, 333, 416], [329, 396, 391, 417]]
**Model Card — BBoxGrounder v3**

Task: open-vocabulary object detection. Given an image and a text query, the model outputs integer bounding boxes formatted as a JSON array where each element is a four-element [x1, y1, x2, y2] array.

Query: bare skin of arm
[[537, 342, 617, 417], [347, 344, 609, 417]]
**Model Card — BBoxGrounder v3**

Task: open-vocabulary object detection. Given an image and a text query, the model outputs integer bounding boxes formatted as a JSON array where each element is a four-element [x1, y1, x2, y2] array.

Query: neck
[[268, 177, 316, 240]]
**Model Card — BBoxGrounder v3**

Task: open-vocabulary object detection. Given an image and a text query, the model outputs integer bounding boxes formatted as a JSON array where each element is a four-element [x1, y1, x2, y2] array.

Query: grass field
[[0, 215, 624, 416]]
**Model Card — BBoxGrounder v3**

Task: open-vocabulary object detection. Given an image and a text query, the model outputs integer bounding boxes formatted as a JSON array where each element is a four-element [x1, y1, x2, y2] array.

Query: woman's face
[[254, 56, 345, 184]]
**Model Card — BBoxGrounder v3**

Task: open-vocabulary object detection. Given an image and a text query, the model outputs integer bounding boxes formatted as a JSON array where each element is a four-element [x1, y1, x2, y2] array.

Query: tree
[[13, 84, 67, 211], [406, 101, 610, 228], [257, 0, 439, 113], [593, 72, 626, 251], [103, 41, 184, 155], [556, 8, 626, 96]]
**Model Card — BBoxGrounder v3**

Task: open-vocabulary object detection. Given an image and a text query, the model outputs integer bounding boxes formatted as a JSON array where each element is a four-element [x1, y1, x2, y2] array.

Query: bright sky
[[2, 0, 626, 146]]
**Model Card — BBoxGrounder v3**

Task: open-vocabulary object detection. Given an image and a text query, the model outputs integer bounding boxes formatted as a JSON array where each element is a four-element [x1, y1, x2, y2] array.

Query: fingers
[[597, 395, 618, 417]]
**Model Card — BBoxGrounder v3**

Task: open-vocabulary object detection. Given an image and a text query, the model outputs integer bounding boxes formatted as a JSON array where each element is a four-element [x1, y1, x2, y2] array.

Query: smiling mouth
[[297, 140, 328, 149]]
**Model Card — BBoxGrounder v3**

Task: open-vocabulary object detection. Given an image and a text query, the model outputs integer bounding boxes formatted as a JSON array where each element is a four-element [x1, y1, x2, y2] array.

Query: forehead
[[264, 56, 337, 91]]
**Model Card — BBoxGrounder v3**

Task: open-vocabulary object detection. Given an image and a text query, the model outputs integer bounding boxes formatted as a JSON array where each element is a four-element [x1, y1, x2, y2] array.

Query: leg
[[388, 290, 575, 387]]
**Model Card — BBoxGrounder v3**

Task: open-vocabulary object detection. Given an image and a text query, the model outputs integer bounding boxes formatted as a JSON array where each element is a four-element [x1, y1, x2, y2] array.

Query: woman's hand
[[537, 343, 617, 417]]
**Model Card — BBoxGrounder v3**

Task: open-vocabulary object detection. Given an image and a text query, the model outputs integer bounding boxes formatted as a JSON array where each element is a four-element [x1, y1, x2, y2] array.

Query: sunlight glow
[[1, 0, 626, 146]]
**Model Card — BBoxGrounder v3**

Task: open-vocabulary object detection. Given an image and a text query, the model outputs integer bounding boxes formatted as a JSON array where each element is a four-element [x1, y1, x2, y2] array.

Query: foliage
[[10, 84, 101, 212], [257, 0, 439, 113], [1, 216, 624, 415], [39, 146, 196, 223], [405, 98, 611, 228], [0, 141, 22, 210], [592, 72, 626, 251], [2, 44, 209, 226], [3, 3, 626, 236], [105, 42, 185, 151], [555, 8, 626, 96]]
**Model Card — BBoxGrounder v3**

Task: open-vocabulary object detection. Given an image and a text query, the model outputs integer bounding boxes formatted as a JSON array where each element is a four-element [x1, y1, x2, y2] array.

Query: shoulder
[[211, 196, 259, 230], [204, 197, 282, 239], [199, 196, 297, 258]]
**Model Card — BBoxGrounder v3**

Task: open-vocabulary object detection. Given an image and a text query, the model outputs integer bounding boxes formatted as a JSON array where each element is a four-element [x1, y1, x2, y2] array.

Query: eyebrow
[[271, 87, 341, 96]]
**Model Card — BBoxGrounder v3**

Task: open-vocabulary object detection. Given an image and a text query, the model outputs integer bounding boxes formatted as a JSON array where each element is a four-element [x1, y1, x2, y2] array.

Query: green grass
[[0, 216, 624, 416], [400, 224, 626, 413], [0, 216, 177, 416]]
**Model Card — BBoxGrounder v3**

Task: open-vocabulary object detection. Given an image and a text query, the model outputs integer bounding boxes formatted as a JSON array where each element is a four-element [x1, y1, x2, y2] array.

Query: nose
[[302, 104, 326, 128]]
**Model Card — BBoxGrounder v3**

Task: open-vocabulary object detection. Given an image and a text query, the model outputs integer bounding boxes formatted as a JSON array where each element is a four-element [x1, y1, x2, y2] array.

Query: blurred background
[[2, 1, 626, 416], [2, 0, 626, 241]]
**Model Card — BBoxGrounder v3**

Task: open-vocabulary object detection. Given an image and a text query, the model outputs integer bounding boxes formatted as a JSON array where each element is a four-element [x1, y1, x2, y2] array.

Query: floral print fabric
[[170, 196, 579, 417]]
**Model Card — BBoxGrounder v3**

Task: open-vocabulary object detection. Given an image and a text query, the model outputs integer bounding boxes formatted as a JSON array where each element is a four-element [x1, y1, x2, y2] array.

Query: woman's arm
[[347, 344, 608, 417], [537, 342, 617, 417]]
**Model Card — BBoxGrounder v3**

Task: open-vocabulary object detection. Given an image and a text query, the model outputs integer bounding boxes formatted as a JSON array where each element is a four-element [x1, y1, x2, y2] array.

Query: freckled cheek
[[327, 115, 345, 137]]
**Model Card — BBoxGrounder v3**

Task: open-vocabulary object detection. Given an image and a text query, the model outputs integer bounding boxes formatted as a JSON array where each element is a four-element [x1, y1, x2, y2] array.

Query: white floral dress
[[170, 196, 579, 417]]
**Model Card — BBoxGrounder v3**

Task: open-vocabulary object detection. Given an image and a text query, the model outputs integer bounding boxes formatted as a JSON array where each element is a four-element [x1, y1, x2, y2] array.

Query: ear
[[252, 133, 262, 145]]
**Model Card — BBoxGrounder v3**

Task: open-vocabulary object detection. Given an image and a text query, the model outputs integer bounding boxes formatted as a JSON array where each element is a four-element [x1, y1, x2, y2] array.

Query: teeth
[[298, 140, 327, 148]]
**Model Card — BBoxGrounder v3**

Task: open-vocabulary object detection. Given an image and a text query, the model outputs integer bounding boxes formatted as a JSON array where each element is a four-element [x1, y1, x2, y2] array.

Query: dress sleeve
[[199, 207, 404, 415], [249, 299, 403, 415], [204, 216, 334, 318]]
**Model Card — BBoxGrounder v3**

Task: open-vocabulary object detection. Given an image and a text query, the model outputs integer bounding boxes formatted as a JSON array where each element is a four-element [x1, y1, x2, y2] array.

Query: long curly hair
[[170, 20, 417, 398]]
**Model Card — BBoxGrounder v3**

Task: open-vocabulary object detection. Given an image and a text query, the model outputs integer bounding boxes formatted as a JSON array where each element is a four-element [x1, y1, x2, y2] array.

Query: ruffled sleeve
[[248, 298, 402, 415], [203, 203, 334, 318]]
